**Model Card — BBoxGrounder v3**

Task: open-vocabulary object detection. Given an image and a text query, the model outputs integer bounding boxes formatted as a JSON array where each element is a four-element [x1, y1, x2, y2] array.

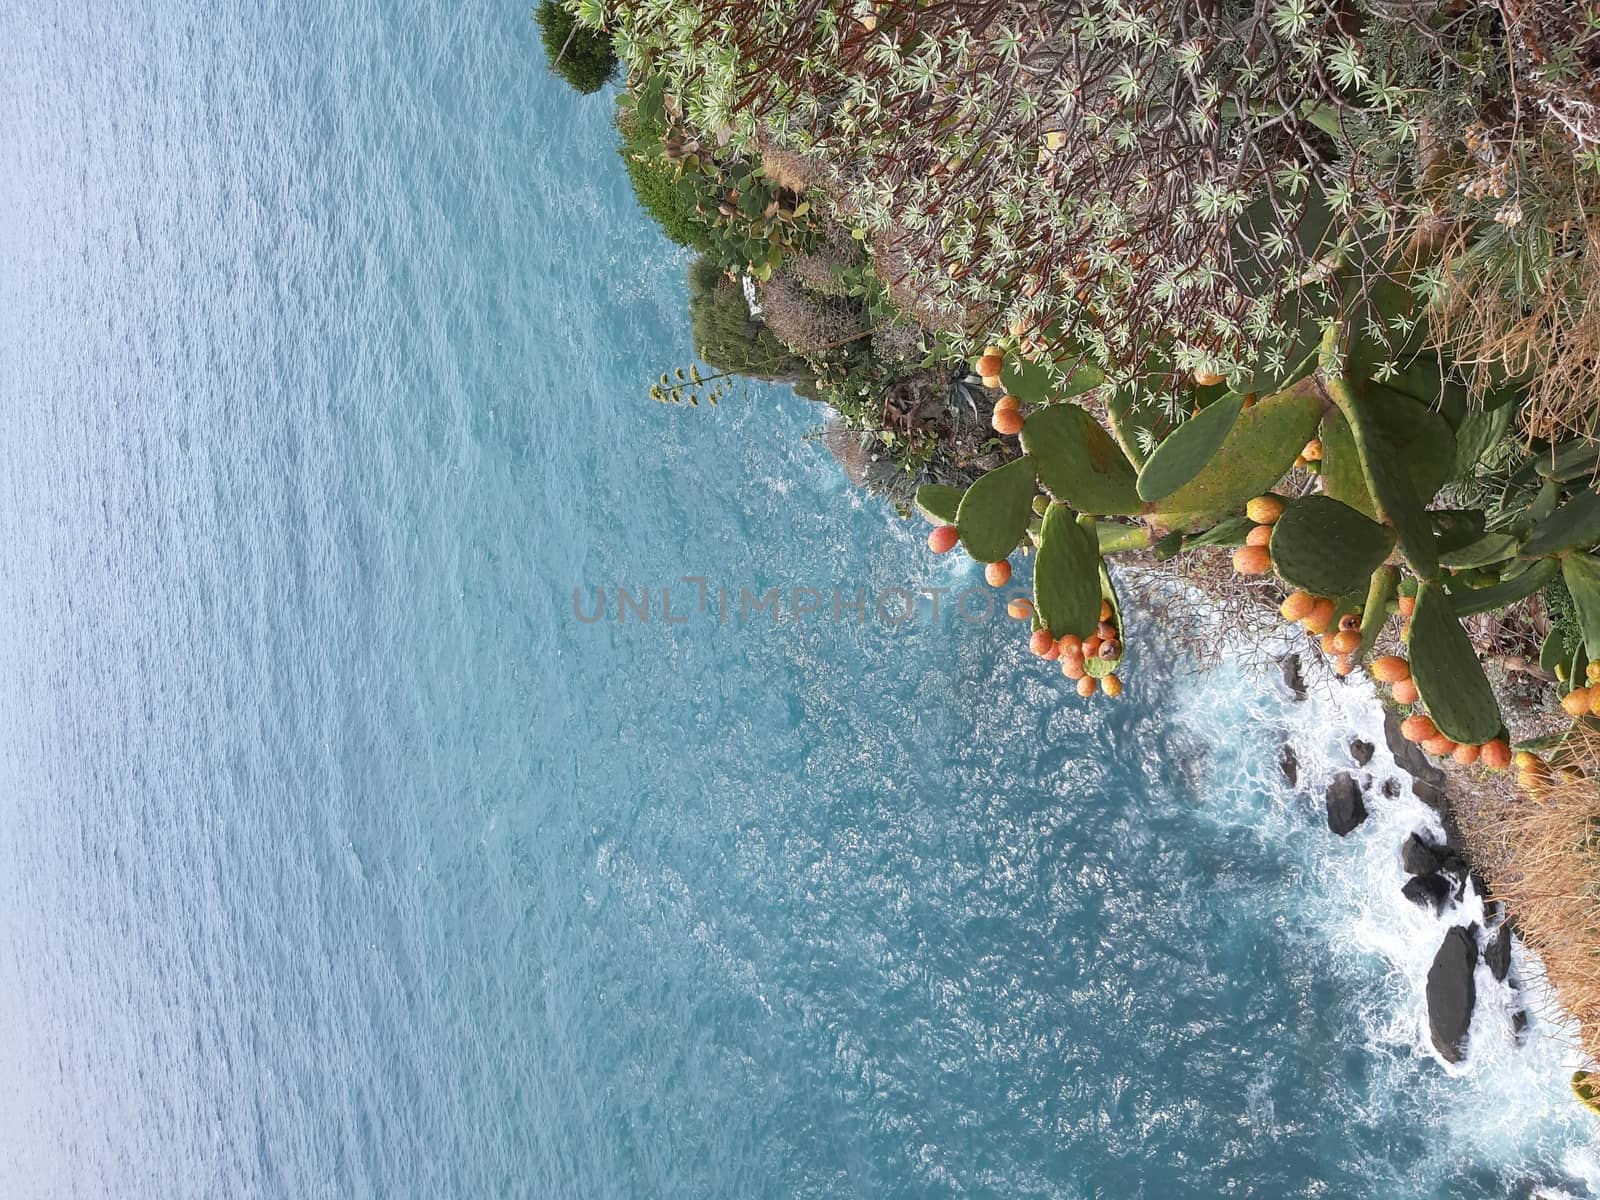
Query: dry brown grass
[[1457, 727, 1600, 1062], [1429, 145, 1600, 442]]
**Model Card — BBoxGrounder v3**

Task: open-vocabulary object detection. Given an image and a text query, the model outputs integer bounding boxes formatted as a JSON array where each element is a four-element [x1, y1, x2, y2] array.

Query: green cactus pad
[[1439, 532, 1520, 570], [1561, 553, 1600, 659], [1521, 489, 1600, 559], [1329, 376, 1439, 578], [1155, 386, 1324, 528], [1316, 408, 1378, 519], [1021, 404, 1142, 516], [1094, 522, 1151, 553], [1268, 496, 1397, 598], [1135, 394, 1246, 501], [1447, 558, 1558, 617], [1000, 354, 1101, 404], [1407, 581, 1503, 744], [1541, 624, 1571, 674], [1538, 439, 1600, 485], [1371, 386, 1457, 504], [1451, 403, 1514, 481], [1353, 566, 1399, 664], [1183, 516, 1256, 548], [1430, 510, 1487, 556], [1032, 505, 1102, 639], [955, 456, 1037, 563], [914, 484, 965, 526], [1152, 531, 1185, 559]]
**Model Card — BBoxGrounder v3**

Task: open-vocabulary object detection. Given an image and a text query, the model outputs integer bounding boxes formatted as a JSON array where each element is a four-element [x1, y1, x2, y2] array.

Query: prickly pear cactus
[[1021, 404, 1141, 516], [915, 484, 964, 526], [956, 456, 1037, 563], [1329, 377, 1439, 578], [1268, 495, 1396, 598], [1153, 385, 1322, 529], [1135, 393, 1245, 501], [1033, 505, 1101, 638], [1407, 581, 1503, 744], [1522, 489, 1600, 559]]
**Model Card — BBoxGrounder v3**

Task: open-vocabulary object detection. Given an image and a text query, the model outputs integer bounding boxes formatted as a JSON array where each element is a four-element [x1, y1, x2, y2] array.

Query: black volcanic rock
[[1401, 833, 1445, 876], [1426, 926, 1479, 1064], [1326, 773, 1367, 836], [1402, 873, 1452, 914], [1485, 924, 1513, 983], [1279, 653, 1307, 701], [1279, 742, 1299, 787]]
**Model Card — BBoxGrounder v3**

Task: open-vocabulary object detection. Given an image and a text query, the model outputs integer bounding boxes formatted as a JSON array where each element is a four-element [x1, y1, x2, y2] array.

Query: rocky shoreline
[[1277, 651, 1528, 1068]]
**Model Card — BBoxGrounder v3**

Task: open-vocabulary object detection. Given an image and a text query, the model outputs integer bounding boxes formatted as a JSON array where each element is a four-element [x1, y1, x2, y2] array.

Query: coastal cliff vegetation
[[542, 0, 1600, 1067]]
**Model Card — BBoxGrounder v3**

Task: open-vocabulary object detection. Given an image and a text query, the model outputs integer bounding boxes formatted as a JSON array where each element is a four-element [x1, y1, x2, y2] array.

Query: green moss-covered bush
[[614, 103, 715, 253], [535, 2, 617, 95]]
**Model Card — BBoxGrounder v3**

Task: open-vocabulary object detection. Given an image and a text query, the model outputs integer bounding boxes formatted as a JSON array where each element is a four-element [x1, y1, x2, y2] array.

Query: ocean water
[[2, 3, 1599, 1198]]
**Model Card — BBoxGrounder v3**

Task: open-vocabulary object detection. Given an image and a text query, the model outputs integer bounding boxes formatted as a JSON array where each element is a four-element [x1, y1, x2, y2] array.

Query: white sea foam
[[1171, 636, 1600, 1188]]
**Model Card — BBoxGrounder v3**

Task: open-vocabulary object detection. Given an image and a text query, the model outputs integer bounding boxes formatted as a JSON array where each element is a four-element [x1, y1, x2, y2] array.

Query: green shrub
[[615, 104, 715, 253], [686, 258, 809, 381], [535, 2, 617, 96]]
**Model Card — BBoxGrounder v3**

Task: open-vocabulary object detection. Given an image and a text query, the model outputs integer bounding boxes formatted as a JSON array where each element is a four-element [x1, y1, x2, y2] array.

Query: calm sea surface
[[2, 4, 1598, 1197]]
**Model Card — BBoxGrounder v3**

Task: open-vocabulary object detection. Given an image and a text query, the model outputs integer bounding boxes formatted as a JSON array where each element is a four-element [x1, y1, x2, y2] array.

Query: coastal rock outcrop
[[1279, 742, 1299, 787], [1401, 833, 1444, 876], [1402, 873, 1452, 914], [1426, 925, 1479, 1064], [1278, 653, 1307, 701], [1383, 711, 1448, 812], [1325, 773, 1367, 836], [1349, 738, 1374, 767], [1485, 924, 1513, 983]]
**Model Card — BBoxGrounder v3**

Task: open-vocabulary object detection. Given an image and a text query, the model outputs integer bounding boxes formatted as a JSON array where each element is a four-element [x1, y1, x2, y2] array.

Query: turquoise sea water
[[4, 4, 1600, 1197]]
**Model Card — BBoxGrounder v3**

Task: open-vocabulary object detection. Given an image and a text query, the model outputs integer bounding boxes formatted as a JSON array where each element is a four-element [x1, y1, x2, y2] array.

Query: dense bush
[[686, 257, 808, 382], [534, 1, 616, 95], [614, 103, 714, 253]]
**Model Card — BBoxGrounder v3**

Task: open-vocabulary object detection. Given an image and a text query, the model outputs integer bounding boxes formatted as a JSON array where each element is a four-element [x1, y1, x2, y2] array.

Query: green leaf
[[1269, 495, 1397, 597], [1136, 394, 1246, 501], [1033, 505, 1102, 638], [1407, 581, 1503, 743], [955, 457, 1037, 562], [1561, 552, 1600, 659], [914, 484, 964, 526], [1021, 404, 1142, 516], [1520, 489, 1600, 559]]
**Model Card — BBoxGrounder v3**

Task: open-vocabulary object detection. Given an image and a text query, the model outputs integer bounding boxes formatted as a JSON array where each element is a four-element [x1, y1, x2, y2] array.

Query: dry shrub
[[870, 319, 925, 365], [759, 272, 862, 354], [787, 243, 861, 298], [1121, 548, 1291, 676], [1457, 728, 1600, 1061]]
